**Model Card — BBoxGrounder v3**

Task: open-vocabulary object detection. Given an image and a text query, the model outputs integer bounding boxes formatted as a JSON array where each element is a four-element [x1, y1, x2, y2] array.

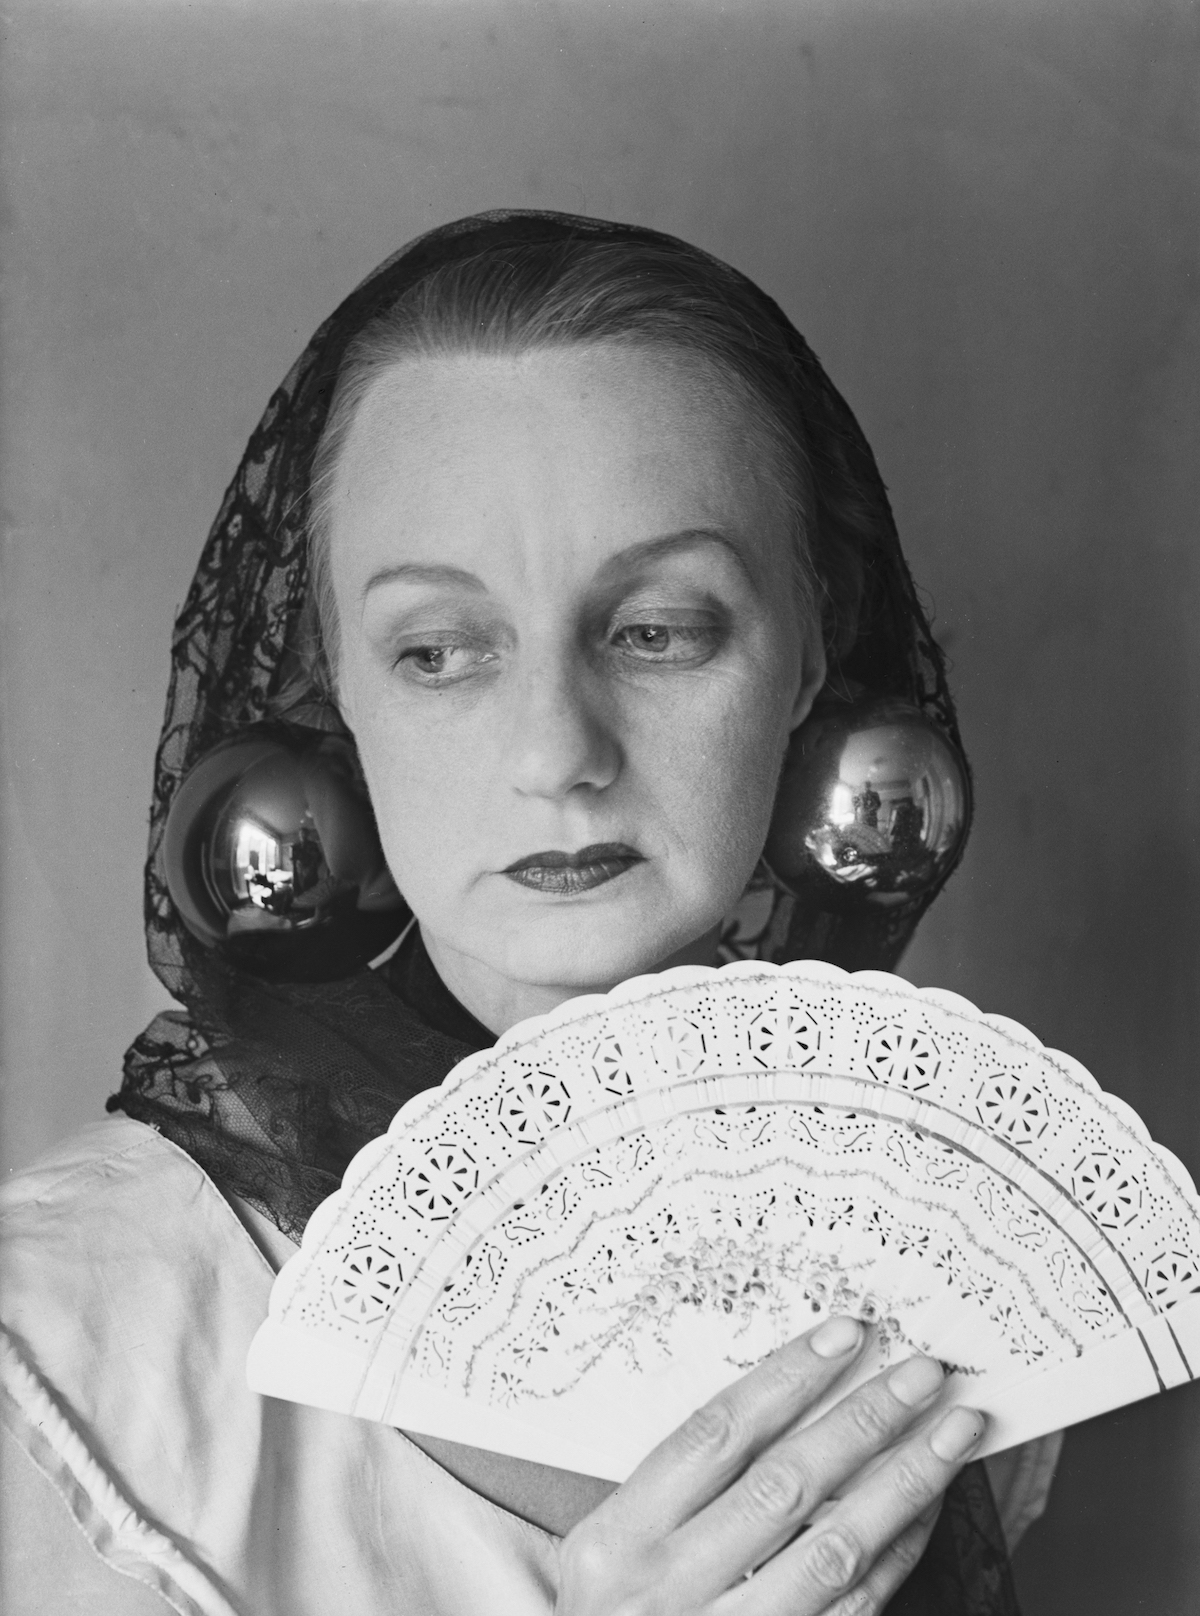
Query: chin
[[483, 888, 723, 995]]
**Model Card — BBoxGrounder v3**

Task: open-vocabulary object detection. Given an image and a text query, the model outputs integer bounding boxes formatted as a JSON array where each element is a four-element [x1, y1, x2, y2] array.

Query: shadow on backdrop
[[2, 2, 1197, 1611]]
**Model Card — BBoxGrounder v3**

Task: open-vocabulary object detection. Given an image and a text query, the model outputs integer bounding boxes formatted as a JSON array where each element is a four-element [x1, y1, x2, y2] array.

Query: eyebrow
[[360, 529, 757, 604], [360, 561, 488, 603], [594, 528, 758, 590]]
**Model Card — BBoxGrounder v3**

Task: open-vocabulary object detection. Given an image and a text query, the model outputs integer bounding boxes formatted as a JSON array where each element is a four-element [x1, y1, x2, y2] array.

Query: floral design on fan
[[626, 1235, 910, 1367], [494, 1069, 574, 1144], [403, 1142, 480, 1220], [1071, 1152, 1143, 1230], [746, 1005, 821, 1070], [864, 1020, 941, 1091], [654, 1016, 712, 1079], [330, 1241, 403, 1327], [1144, 1250, 1200, 1309], [975, 1073, 1051, 1146], [590, 1035, 640, 1099]]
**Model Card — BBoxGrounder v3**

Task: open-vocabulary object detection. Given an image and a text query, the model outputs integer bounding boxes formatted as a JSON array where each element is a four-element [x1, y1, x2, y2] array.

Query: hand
[[555, 1316, 984, 1615]]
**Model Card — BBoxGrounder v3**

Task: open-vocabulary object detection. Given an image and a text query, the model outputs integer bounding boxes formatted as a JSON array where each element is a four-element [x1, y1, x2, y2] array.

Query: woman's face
[[328, 344, 824, 1029]]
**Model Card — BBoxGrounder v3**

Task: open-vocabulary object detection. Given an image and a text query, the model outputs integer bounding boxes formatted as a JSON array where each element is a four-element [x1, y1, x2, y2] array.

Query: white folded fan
[[248, 961, 1200, 1479]]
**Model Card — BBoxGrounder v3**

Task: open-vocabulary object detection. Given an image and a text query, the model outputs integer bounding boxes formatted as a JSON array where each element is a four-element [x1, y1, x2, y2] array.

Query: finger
[[713, 1406, 983, 1616], [665, 1352, 946, 1598], [816, 1503, 941, 1616], [598, 1315, 866, 1541]]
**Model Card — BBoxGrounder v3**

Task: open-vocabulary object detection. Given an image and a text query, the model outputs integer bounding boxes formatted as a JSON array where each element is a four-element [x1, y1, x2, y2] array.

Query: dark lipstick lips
[[502, 843, 645, 895]]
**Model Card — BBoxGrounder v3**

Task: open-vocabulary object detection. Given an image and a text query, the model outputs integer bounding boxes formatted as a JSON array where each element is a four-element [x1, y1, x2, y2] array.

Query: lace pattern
[[255, 962, 1199, 1461], [133, 210, 965, 1014], [108, 212, 1003, 1612]]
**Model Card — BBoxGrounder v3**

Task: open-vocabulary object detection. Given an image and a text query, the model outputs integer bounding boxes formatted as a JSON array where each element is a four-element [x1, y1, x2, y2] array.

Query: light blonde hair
[[306, 237, 829, 695]]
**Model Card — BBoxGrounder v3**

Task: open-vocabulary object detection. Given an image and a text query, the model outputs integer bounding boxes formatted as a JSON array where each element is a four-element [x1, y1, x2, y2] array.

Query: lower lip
[[503, 856, 644, 895]]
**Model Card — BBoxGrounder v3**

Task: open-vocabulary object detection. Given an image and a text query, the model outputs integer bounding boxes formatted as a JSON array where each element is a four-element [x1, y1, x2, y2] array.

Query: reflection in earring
[[163, 726, 410, 982], [758, 696, 972, 971]]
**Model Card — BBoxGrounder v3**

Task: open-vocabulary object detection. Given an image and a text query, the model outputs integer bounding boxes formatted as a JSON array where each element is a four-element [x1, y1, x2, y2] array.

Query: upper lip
[[502, 843, 644, 873]]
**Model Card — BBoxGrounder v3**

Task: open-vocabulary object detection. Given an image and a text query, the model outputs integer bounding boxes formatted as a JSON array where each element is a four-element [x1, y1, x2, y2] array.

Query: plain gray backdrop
[[2, 2, 1198, 1610]]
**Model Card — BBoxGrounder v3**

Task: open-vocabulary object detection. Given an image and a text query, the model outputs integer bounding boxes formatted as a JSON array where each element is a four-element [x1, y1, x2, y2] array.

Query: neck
[[420, 926, 722, 1037]]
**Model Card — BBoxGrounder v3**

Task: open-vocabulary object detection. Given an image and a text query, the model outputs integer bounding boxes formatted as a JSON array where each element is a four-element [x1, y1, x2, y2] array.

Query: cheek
[[353, 706, 483, 874], [340, 662, 477, 879], [343, 630, 799, 915], [627, 660, 794, 870]]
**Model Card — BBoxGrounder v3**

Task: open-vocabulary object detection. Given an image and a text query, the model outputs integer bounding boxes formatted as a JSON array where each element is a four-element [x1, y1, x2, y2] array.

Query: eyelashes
[[609, 623, 723, 662], [393, 642, 498, 684], [388, 614, 728, 688]]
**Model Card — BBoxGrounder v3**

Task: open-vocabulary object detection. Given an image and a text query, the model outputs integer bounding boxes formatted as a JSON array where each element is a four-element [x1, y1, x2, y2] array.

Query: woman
[[0, 212, 1053, 1614]]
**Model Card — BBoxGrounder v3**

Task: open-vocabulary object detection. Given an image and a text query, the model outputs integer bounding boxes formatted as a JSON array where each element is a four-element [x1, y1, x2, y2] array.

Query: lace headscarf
[[141, 207, 962, 1011], [109, 211, 1014, 1616], [112, 203, 970, 1233]]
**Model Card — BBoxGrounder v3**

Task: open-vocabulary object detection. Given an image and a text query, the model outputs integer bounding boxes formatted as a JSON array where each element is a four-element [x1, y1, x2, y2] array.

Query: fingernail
[[930, 1407, 985, 1461], [888, 1355, 944, 1407], [810, 1315, 864, 1358]]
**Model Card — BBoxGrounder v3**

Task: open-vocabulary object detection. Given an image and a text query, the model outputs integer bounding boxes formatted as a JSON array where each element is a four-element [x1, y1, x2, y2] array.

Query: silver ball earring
[[764, 696, 972, 916], [163, 726, 409, 981]]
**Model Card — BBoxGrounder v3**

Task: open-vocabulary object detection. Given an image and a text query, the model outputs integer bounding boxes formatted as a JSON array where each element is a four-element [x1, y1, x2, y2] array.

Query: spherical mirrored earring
[[765, 695, 972, 919], [163, 726, 410, 982]]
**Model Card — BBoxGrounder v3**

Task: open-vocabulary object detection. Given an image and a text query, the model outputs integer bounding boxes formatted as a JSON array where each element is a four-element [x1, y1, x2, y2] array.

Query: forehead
[[328, 345, 792, 576]]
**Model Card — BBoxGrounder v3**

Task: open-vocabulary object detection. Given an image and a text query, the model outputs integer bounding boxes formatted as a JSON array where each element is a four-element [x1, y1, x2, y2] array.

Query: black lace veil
[[140, 208, 962, 1012], [112, 202, 974, 1271], [107, 211, 1015, 1616]]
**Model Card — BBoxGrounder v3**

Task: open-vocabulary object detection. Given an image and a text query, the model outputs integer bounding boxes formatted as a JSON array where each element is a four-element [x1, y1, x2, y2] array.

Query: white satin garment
[[0, 1118, 1059, 1614], [1, 1119, 559, 1615]]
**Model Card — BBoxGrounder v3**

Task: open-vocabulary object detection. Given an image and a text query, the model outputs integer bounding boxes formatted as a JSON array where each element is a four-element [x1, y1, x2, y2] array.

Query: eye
[[611, 623, 721, 663], [394, 642, 496, 683]]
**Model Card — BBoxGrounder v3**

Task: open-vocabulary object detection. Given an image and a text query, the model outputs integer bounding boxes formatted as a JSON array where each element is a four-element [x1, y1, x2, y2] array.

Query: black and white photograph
[[2, 4, 1197, 1613]]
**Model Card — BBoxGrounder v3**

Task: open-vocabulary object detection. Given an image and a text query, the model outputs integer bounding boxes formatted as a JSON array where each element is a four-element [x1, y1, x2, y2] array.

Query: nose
[[504, 651, 621, 801]]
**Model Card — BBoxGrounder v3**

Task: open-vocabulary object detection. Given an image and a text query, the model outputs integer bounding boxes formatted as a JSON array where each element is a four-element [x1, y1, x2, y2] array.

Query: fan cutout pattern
[[248, 962, 1200, 1480]]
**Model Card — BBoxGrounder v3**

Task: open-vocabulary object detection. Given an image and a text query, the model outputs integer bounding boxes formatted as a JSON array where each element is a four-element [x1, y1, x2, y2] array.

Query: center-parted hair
[[134, 210, 957, 1012], [306, 236, 860, 685]]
